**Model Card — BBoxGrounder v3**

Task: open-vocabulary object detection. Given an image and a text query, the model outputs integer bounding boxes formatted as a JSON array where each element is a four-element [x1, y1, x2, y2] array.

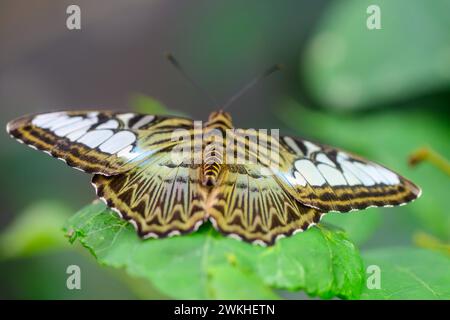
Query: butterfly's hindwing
[[276, 136, 421, 212], [206, 164, 323, 245], [92, 152, 207, 238]]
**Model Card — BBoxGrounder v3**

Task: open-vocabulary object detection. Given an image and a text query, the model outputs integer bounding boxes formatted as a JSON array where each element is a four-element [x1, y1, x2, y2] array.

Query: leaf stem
[[408, 147, 450, 176], [413, 232, 450, 256]]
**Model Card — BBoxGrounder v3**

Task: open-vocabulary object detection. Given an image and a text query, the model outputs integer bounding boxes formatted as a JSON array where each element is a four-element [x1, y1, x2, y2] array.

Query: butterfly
[[7, 110, 421, 246]]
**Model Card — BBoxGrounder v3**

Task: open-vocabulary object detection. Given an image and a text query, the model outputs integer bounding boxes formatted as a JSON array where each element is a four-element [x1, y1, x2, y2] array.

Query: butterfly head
[[207, 110, 233, 129]]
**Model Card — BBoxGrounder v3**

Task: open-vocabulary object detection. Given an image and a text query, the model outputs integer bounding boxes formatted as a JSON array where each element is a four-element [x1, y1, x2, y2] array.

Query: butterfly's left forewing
[[7, 111, 193, 175]]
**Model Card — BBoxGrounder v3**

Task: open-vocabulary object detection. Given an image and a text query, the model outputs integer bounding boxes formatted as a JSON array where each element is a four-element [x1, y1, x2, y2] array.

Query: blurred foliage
[[64, 202, 364, 300], [361, 248, 450, 299], [130, 94, 186, 117], [303, 0, 450, 110], [0, 250, 138, 299], [0, 201, 71, 259]]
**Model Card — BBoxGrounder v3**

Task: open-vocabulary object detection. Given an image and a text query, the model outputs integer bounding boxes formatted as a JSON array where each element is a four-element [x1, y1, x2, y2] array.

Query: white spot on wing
[[116, 145, 141, 161], [128, 219, 138, 230], [342, 170, 361, 186], [375, 166, 400, 185], [209, 217, 218, 229], [143, 232, 159, 239], [252, 239, 267, 247], [63, 118, 98, 140], [293, 171, 307, 186], [194, 220, 204, 231], [99, 131, 136, 154], [303, 141, 321, 156], [66, 128, 89, 141], [97, 120, 119, 129], [358, 164, 386, 184], [40, 115, 69, 129], [294, 159, 326, 186], [77, 130, 114, 148], [340, 160, 375, 186], [283, 137, 303, 155], [386, 169, 401, 185], [53, 117, 89, 136], [317, 164, 347, 186], [337, 152, 350, 161], [31, 112, 65, 127], [228, 233, 242, 241], [316, 153, 336, 167], [353, 163, 378, 184], [132, 115, 155, 129], [168, 230, 181, 237], [49, 116, 83, 131], [117, 113, 135, 126]]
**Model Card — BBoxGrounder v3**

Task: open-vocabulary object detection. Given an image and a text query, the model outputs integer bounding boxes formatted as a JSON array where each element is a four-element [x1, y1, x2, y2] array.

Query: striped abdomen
[[202, 110, 232, 186], [202, 143, 223, 186]]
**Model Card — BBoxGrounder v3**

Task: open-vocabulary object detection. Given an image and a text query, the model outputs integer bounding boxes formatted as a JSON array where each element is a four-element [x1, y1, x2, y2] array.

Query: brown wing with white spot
[[7, 111, 194, 175], [275, 136, 421, 212]]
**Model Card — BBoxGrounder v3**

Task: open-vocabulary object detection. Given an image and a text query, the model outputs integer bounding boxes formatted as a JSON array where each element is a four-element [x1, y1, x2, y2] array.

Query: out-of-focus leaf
[[361, 247, 450, 299], [322, 209, 382, 246], [0, 201, 71, 259], [0, 250, 138, 299], [130, 94, 186, 116], [64, 202, 365, 299], [257, 226, 364, 299], [303, 0, 450, 110], [279, 99, 450, 240]]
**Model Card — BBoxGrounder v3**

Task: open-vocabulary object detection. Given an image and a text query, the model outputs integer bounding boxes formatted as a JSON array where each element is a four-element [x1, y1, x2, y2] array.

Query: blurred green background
[[0, 0, 448, 299]]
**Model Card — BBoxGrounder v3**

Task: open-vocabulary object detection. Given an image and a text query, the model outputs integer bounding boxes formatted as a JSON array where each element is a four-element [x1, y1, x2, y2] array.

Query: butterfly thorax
[[202, 111, 233, 186]]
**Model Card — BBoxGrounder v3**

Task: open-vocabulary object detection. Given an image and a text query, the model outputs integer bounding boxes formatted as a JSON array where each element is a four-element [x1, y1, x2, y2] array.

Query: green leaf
[[207, 265, 279, 299], [321, 209, 382, 246], [257, 227, 364, 299], [64, 202, 273, 299], [279, 99, 450, 241], [0, 201, 71, 259], [303, 0, 450, 110], [64, 202, 365, 299], [362, 247, 450, 299]]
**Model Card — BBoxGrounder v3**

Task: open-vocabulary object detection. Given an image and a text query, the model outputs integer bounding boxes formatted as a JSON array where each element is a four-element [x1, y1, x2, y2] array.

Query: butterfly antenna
[[221, 64, 283, 111], [165, 53, 219, 106]]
